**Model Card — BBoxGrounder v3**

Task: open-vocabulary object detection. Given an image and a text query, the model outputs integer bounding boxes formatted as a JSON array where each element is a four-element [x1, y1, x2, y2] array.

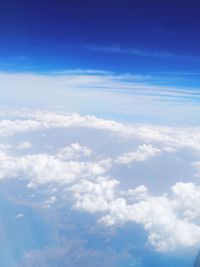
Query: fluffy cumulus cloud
[[1, 110, 200, 252], [0, 149, 111, 187], [172, 182, 200, 220], [70, 176, 119, 213], [71, 181, 200, 252]]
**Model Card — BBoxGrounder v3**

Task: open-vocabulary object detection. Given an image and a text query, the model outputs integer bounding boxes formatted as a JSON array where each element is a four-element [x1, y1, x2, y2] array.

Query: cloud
[[70, 176, 119, 213], [42, 196, 57, 208], [0, 70, 199, 113], [172, 182, 200, 220], [1, 111, 200, 152], [0, 149, 111, 187], [126, 185, 148, 200], [84, 44, 175, 58], [115, 144, 161, 165], [0, 118, 40, 137], [84, 44, 200, 61], [72, 181, 200, 252], [1, 110, 200, 252], [57, 143, 92, 161]]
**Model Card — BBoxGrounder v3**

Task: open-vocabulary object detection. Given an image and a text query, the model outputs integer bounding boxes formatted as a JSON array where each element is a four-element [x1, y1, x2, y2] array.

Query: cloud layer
[[1, 110, 200, 252]]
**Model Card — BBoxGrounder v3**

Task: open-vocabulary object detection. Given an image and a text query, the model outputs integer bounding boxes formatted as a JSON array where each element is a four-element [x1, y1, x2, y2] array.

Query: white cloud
[[171, 182, 200, 220], [1, 110, 200, 252], [126, 185, 148, 200], [0, 149, 111, 187], [57, 143, 92, 161], [115, 144, 161, 165], [1, 111, 200, 152], [1, 70, 198, 102], [71, 176, 119, 213], [0, 118, 40, 137], [42, 196, 57, 208], [71, 178, 200, 252]]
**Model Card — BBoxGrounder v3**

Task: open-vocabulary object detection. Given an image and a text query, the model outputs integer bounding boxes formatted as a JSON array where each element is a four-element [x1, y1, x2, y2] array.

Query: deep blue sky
[[1, 0, 200, 82]]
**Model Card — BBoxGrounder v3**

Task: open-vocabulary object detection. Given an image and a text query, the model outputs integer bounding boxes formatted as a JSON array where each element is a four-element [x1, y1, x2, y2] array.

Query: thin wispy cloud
[[0, 69, 199, 100], [152, 71, 200, 76], [84, 43, 200, 61]]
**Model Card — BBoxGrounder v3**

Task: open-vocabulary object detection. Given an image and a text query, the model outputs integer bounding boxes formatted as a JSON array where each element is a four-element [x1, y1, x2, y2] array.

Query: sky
[[1, 1, 200, 267], [1, 0, 200, 78]]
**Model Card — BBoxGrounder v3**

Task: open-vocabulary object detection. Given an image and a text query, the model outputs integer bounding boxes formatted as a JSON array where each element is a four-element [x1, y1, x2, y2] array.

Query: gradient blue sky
[[1, 0, 200, 84]]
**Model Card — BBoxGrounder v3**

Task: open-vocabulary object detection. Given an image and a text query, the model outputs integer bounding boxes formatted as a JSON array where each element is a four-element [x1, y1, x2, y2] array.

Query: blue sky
[[1, 1, 200, 267], [1, 0, 200, 79]]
